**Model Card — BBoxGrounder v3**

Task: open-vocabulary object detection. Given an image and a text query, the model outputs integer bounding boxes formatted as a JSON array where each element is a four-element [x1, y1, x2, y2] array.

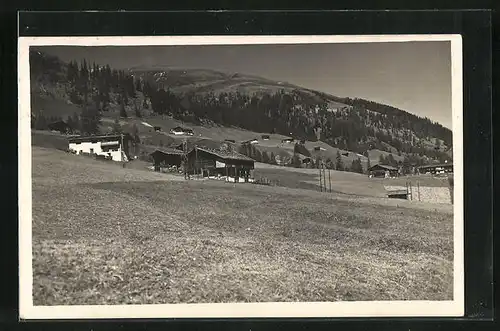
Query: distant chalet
[[368, 164, 399, 178], [418, 163, 453, 175], [169, 126, 194, 136], [242, 138, 259, 145], [187, 147, 255, 182], [68, 134, 132, 162]]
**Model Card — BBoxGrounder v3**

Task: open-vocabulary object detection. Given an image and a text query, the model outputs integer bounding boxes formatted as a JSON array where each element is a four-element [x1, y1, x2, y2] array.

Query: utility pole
[[183, 139, 188, 179], [417, 180, 421, 201], [323, 163, 327, 193], [120, 133, 125, 163], [195, 145, 199, 179], [319, 166, 323, 192], [328, 167, 332, 193]]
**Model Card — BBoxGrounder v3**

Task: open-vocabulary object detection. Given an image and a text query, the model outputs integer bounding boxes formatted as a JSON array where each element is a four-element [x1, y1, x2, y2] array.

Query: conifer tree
[[112, 118, 122, 133], [270, 152, 277, 165], [134, 102, 141, 118], [325, 157, 333, 169], [71, 112, 81, 133], [34, 113, 48, 130], [335, 150, 344, 171], [120, 99, 128, 118], [80, 105, 101, 135], [261, 151, 270, 164], [291, 154, 302, 168], [66, 115, 74, 133]]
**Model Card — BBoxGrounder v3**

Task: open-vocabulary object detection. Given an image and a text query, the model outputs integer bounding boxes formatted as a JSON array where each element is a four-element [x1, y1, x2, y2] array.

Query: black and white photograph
[[18, 35, 464, 319]]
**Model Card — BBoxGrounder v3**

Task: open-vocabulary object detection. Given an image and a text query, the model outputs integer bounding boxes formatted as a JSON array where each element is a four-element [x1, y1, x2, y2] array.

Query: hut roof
[[150, 147, 185, 156], [369, 164, 399, 171], [195, 147, 255, 162], [418, 163, 453, 169], [68, 133, 131, 143]]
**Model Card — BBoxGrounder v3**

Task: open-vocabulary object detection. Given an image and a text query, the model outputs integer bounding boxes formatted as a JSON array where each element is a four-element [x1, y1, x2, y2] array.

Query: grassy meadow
[[31, 146, 454, 305]]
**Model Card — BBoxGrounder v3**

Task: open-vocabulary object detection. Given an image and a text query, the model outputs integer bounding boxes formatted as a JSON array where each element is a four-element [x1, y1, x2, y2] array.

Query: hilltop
[[29, 49, 453, 172]]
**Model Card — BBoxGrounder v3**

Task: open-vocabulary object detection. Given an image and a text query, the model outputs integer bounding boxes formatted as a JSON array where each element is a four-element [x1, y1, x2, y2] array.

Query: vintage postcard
[[18, 35, 464, 319]]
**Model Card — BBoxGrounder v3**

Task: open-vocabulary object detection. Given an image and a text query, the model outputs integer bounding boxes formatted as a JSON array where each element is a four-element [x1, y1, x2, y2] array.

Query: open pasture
[[31, 147, 453, 305]]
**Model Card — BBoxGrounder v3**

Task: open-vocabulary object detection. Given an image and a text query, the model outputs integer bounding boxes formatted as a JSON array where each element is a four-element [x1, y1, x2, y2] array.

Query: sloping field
[[31, 130, 70, 151], [254, 163, 388, 198], [31, 147, 453, 305]]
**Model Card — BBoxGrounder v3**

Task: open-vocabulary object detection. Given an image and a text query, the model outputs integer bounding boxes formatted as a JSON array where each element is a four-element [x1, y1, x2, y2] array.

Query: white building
[[68, 134, 130, 162], [169, 126, 194, 136]]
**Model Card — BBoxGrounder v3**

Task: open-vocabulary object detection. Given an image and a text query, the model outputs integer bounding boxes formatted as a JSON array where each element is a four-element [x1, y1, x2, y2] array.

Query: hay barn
[[187, 147, 255, 182], [368, 164, 399, 178], [150, 148, 184, 172]]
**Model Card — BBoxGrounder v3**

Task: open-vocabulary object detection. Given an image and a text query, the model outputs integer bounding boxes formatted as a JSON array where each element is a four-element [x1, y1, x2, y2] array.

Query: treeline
[[341, 97, 452, 147], [146, 88, 451, 163]]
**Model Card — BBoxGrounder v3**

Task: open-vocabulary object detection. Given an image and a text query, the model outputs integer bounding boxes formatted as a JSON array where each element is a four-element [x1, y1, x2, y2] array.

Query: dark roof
[[150, 148, 185, 156], [369, 164, 399, 171], [171, 126, 193, 132], [68, 133, 130, 143], [48, 120, 68, 126], [194, 147, 255, 162], [418, 163, 453, 169]]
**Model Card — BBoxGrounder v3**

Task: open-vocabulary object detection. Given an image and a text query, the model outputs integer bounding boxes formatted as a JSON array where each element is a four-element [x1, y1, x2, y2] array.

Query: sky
[[36, 41, 452, 129]]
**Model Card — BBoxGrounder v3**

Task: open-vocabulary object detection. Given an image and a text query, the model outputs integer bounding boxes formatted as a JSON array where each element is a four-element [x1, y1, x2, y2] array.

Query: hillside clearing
[[32, 147, 453, 305]]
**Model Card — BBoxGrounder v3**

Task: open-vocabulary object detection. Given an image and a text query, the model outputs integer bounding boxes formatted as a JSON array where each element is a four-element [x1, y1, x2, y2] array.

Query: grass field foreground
[[31, 147, 454, 305]]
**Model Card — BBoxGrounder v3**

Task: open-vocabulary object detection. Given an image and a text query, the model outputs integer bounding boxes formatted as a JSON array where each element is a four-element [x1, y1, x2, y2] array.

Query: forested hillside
[[29, 49, 453, 169]]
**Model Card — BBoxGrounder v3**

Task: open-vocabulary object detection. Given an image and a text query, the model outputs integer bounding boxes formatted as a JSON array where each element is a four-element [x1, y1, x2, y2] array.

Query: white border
[[18, 35, 464, 320]]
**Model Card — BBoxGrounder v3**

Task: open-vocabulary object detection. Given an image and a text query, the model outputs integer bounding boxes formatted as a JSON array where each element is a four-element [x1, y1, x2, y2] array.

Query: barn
[[368, 164, 399, 178], [48, 120, 71, 134], [186, 146, 255, 182], [150, 148, 184, 172]]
